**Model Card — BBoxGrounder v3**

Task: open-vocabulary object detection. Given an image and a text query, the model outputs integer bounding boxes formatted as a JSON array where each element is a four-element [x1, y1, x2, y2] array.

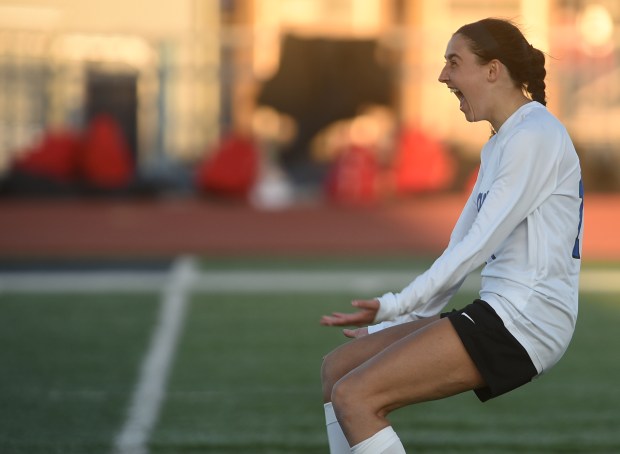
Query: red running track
[[0, 194, 616, 261]]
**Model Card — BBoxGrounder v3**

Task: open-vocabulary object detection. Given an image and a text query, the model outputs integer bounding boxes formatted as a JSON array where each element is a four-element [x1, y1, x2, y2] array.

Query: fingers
[[320, 311, 368, 327], [320, 299, 380, 327], [320, 312, 349, 326], [343, 327, 369, 338]]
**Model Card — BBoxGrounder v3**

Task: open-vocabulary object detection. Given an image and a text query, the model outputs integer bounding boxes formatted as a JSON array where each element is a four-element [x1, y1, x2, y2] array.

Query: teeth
[[450, 88, 459, 94]]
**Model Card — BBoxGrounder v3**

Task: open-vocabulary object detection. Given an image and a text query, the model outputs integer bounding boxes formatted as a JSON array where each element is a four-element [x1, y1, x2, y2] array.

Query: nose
[[438, 65, 449, 84]]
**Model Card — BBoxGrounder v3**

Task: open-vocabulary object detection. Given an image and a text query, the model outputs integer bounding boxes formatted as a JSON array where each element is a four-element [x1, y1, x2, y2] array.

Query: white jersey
[[370, 102, 583, 375]]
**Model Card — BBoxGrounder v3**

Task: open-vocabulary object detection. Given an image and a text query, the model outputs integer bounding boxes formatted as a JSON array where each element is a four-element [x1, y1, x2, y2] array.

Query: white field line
[[0, 268, 618, 294], [0, 269, 467, 294], [0, 271, 164, 293], [110, 256, 196, 454]]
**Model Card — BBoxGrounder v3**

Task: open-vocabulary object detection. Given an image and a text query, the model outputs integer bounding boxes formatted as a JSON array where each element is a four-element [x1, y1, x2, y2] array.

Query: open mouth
[[450, 88, 466, 110]]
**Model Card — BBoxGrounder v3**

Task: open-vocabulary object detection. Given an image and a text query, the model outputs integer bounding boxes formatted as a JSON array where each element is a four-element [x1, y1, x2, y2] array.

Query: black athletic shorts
[[441, 299, 538, 402]]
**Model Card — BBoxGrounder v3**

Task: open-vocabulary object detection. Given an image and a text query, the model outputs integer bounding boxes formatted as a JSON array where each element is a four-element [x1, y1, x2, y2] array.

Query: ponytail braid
[[526, 45, 547, 106]]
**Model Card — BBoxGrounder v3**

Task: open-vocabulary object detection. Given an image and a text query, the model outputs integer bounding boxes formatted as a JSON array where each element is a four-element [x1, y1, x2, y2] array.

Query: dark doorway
[[86, 71, 138, 163]]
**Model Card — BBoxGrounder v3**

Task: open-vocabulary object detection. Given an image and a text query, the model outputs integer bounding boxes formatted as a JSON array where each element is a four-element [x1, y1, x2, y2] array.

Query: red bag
[[325, 144, 379, 205], [393, 128, 455, 193], [13, 130, 81, 183], [195, 134, 259, 198], [80, 115, 134, 189]]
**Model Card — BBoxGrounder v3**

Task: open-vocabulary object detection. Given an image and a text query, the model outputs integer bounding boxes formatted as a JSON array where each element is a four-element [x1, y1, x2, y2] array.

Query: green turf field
[[0, 260, 619, 453]]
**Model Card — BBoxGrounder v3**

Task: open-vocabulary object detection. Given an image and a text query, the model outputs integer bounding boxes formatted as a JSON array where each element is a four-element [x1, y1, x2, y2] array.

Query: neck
[[488, 92, 531, 132]]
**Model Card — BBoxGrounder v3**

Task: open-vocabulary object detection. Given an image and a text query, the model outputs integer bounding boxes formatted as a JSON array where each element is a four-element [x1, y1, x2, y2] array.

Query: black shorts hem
[[442, 299, 538, 402]]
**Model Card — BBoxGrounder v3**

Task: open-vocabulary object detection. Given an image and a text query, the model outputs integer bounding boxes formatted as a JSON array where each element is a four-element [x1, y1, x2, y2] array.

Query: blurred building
[[0, 0, 619, 192], [0, 0, 220, 184]]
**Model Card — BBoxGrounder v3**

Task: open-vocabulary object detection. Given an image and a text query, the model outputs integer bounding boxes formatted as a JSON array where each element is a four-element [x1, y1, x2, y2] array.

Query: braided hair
[[456, 18, 547, 106]]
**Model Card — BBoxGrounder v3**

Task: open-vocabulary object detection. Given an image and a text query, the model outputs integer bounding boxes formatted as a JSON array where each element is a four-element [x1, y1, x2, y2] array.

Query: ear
[[486, 59, 502, 82]]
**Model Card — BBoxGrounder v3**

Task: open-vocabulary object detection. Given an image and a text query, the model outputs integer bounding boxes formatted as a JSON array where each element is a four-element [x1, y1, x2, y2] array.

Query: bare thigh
[[321, 316, 439, 402], [331, 318, 485, 444]]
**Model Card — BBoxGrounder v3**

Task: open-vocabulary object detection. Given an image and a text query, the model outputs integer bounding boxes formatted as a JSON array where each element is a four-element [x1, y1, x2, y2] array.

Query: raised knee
[[330, 378, 349, 409], [321, 351, 340, 402], [330, 377, 367, 426]]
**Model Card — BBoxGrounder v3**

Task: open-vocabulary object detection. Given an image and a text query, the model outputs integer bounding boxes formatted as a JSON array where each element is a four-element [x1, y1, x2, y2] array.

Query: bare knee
[[321, 350, 343, 403], [330, 374, 385, 433], [331, 376, 358, 417], [330, 378, 353, 429], [322, 349, 370, 406]]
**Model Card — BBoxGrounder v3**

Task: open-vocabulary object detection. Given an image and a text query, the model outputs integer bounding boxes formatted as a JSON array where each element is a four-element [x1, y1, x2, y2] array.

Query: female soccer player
[[320, 18, 584, 454]]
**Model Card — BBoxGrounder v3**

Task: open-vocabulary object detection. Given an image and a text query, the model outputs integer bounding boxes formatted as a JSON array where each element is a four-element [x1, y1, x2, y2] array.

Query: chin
[[462, 111, 476, 123]]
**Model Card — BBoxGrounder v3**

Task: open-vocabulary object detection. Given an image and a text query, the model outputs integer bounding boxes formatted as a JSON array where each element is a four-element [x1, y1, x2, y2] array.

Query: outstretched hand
[[320, 299, 380, 334]]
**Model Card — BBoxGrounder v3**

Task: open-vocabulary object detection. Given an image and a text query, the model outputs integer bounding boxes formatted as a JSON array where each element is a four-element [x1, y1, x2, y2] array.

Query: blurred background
[[1, 3, 619, 453], [0, 0, 617, 258]]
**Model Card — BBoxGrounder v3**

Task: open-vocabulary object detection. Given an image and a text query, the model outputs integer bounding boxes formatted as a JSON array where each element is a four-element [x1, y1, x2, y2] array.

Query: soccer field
[[1, 257, 619, 454]]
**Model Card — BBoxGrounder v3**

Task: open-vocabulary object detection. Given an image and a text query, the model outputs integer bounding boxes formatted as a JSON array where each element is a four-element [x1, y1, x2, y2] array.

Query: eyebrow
[[444, 53, 462, 61]]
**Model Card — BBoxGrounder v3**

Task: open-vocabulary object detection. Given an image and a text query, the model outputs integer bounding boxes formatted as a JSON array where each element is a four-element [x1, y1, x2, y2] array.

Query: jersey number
[[572, 179, 584, 259]]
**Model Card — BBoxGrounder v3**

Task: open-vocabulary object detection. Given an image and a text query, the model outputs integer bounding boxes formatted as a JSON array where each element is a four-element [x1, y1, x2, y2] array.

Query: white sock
[[324, 402, 351, 454], [351, 426, 406, 454]]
